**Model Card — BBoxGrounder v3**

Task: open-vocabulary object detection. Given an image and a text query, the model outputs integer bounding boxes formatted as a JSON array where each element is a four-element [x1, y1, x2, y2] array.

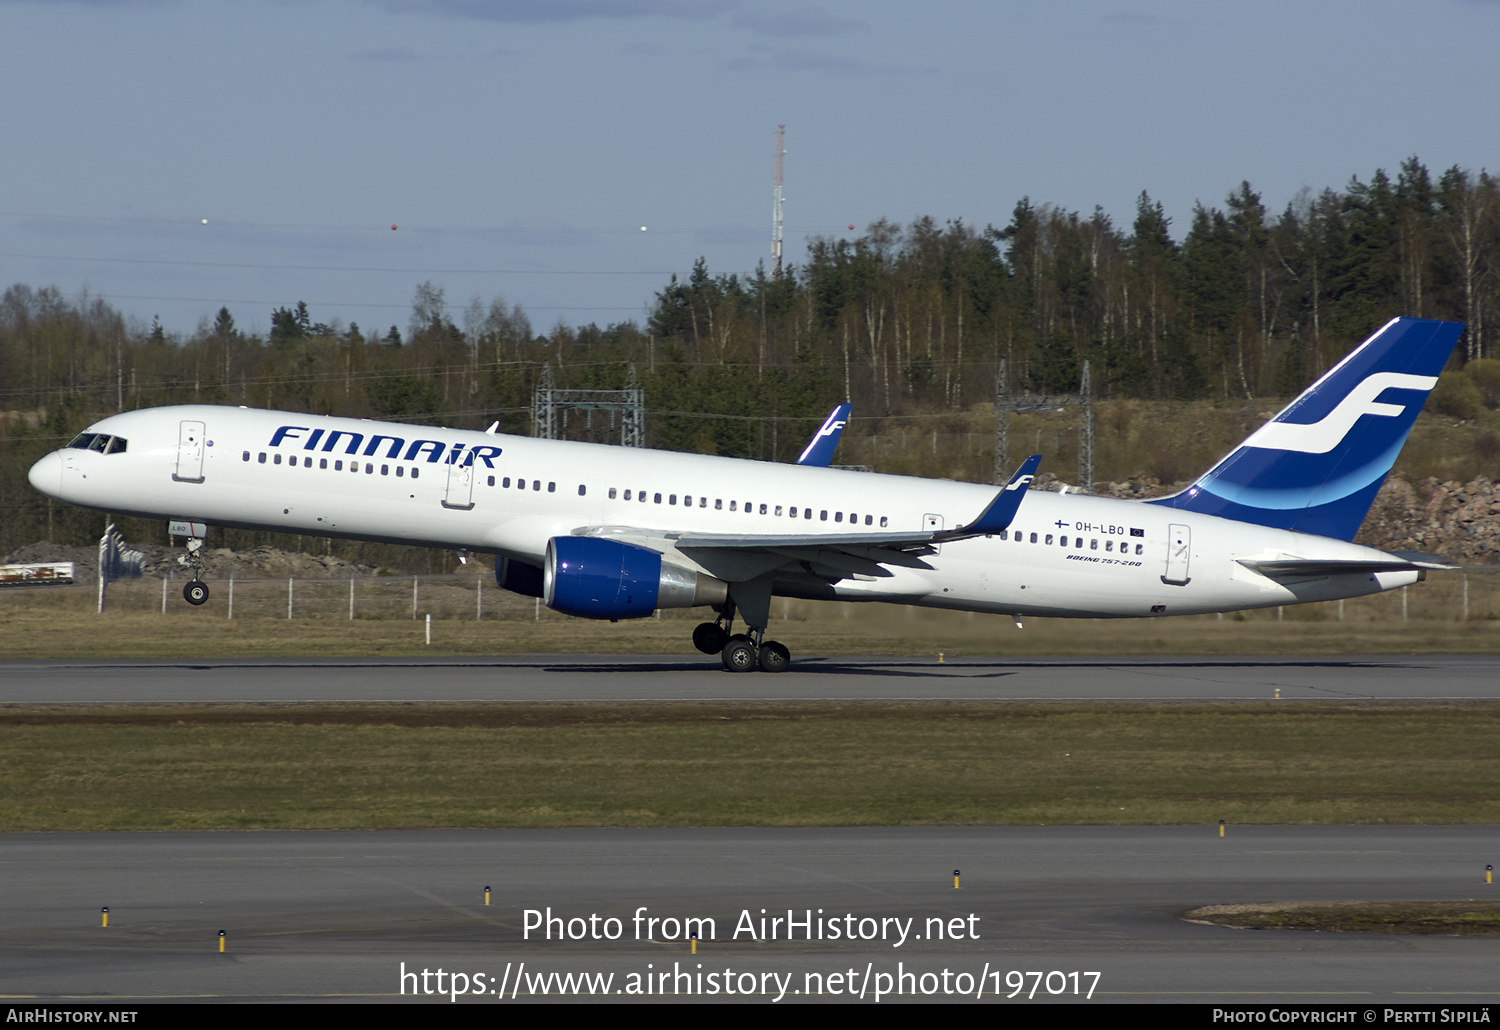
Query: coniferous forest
[[3, 159, 1499, 561]]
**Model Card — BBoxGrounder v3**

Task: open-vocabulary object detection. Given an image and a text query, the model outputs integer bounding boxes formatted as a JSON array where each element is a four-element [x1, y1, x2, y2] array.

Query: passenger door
[[172, 420, 206, 484], [1161, 523, 1191, 585], [442, 459, 475, 510]]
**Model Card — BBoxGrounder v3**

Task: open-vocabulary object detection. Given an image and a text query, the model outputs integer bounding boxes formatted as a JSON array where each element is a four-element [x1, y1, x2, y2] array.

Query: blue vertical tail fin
[[1148, 317, 1465, 540]]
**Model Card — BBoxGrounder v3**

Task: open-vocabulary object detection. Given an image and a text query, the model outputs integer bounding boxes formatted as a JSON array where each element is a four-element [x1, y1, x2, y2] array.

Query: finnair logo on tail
[[817, 418, 847, 439], [1247, 372, 1438, 455], [1005, 473, 1035, 492]]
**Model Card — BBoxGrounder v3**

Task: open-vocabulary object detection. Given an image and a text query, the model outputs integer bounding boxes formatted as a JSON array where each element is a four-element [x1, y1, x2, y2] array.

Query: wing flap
[[674, 530, 934, 551]]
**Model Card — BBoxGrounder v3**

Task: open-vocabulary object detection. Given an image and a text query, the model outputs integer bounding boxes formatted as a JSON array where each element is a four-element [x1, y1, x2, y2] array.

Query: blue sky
[[2, 0, 1495, 338]]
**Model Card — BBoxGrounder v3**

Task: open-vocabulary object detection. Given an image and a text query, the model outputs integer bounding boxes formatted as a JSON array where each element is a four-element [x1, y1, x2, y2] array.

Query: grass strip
[[1186, 901, 1500, 935], [7, 588, 1500, 659], [3, 702, 1499, 831]]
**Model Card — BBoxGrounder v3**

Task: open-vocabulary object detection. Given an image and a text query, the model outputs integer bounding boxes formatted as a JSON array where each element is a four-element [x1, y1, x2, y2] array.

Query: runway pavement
[[0, 826, 1496, 1004], [4, 654, 1500, 703]]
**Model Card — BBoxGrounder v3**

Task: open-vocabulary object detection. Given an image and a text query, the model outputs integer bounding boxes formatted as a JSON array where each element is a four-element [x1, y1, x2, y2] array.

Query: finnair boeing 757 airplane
[[28, 317, 1464, 671]]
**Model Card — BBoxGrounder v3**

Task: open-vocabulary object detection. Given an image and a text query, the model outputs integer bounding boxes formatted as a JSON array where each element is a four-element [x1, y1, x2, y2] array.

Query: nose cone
[[28, 451, 63, 498]]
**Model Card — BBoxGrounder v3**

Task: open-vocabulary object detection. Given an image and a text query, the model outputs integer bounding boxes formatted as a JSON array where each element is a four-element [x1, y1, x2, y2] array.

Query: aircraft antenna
[[772, 125, 785, 280]]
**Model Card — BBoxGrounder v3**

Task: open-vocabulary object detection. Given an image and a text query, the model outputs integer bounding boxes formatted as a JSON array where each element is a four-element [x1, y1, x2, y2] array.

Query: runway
[[1, 826, 1496, 1004], [4, 654, 1500, 704]]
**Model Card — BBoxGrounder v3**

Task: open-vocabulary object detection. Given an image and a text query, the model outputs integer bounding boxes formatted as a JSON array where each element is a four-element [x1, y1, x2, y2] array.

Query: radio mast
[[772, 125, 785, 280]]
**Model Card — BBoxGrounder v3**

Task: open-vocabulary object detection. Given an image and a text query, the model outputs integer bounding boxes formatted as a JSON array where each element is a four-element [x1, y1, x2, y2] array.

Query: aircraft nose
[[28, 451, 63, 498]]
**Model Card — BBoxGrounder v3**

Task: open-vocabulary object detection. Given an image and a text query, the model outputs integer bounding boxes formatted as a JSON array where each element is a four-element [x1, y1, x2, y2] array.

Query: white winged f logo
[[1247, 372, 1437, 455]]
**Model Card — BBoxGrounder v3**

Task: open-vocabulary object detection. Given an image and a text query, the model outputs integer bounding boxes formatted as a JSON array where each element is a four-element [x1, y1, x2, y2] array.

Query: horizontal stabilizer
[[1238, 553, 1455, 579]]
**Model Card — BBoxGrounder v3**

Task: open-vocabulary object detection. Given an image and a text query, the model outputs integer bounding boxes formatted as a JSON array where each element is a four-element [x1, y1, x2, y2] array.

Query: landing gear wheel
[[183, 581, 210, 606], [693, 622, 730, 655], [758, 640, 790, 673], [721, 636, 757, 673]]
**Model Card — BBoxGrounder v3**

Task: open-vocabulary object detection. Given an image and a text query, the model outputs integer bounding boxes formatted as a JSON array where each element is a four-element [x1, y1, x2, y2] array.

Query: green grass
[[4, 702, 1499, 830]]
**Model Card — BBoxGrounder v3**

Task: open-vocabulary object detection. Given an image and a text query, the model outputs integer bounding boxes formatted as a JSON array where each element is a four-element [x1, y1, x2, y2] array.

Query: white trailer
[[0, 562, 77, 587]]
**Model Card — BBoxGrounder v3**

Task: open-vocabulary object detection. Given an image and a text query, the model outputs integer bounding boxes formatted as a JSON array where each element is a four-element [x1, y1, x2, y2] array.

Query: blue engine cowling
[[544, 537, 727, 620], [495, 557, 544, 598]]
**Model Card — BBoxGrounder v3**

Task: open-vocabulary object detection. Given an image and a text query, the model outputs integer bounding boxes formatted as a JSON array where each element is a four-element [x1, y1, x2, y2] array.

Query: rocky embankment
[[1360, 476, 1500, 563], [2, 542, 379, 582]]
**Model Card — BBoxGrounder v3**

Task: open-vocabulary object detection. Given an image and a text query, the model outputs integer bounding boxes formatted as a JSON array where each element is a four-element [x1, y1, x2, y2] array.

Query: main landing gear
[[692, 602, 791, 673]]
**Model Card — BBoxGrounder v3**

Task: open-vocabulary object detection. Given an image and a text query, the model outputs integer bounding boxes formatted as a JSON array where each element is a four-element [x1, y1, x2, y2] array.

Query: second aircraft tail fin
[[797, 404, 852, 466]]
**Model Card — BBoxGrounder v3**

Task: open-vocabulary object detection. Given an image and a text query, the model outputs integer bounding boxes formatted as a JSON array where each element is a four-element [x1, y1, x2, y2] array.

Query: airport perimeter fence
[[87, 572, 576, 622], [9, 567, 1500, 626]]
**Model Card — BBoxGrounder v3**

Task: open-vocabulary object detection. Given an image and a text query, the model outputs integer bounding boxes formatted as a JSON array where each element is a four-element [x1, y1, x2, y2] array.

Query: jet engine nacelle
[[495, 556, 544, 598], [544, 536, 727, 620]]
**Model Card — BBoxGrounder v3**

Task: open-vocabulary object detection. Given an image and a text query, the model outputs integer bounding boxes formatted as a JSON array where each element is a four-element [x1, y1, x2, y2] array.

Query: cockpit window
[[64, 433, 127, 454]]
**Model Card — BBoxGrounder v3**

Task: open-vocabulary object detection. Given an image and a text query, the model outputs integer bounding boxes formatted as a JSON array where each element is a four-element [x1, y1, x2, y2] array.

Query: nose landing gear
[[170, 521, 212, 606]]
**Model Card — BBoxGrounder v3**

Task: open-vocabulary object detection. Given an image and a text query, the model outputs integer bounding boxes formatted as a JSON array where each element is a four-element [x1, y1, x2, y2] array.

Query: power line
[[0, 352, 1050, 402], [0, 252, 670, 276], [97, 293, 641, 312], [0, 212, 859, 235]]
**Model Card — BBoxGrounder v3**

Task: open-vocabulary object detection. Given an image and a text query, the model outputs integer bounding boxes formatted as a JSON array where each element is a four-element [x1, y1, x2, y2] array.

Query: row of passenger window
[[247, 450, 424, 479], [1003, 528, 1144, 555], [487, 475, 560, 493], [231, 455, 1141, 552], [246, 451, 571, 493], [604, 486, 889, 527], [246, 451, 898, 527], [231, 455, 1152, 556]]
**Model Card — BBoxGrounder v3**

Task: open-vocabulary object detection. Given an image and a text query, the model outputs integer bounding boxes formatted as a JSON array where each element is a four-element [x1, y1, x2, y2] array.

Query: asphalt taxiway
[[1, 826, 1496, 1004]]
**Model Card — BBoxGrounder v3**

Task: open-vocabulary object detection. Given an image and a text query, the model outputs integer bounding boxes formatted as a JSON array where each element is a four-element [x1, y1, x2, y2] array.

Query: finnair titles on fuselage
[[28, 317, 1466, 671]]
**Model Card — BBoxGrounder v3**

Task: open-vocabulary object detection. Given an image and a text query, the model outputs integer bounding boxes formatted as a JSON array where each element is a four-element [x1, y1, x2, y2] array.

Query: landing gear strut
[[172, 522, 211, 606], [695, 602, 791, 672]]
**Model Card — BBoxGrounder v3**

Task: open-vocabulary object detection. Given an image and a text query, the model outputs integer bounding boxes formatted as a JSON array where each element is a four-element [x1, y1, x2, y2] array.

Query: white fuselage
[[29, 404, 1419, 619]]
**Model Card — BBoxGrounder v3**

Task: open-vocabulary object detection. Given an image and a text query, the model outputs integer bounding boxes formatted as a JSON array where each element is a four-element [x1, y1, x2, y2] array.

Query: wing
[[588, 455, 1042, 584]]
